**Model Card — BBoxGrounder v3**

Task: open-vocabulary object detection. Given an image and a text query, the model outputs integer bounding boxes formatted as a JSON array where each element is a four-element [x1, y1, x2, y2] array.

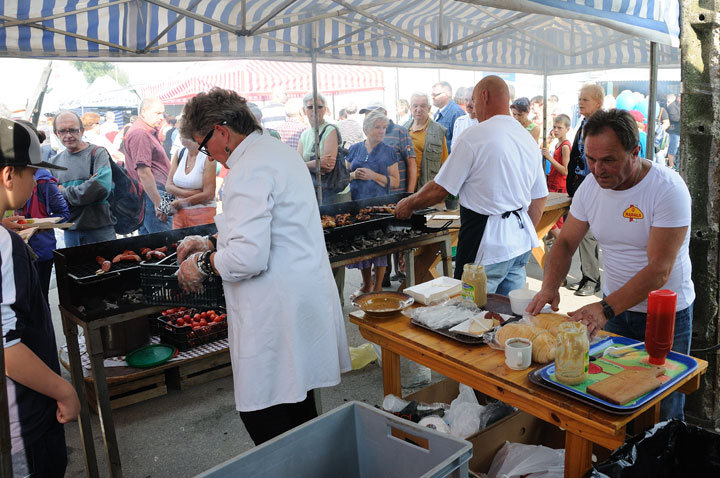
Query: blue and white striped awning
[[0, 0, 679, 74]]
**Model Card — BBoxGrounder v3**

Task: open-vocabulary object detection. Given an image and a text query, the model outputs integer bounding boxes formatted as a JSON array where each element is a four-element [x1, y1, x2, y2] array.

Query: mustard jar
[[461, 263, 487, 308]]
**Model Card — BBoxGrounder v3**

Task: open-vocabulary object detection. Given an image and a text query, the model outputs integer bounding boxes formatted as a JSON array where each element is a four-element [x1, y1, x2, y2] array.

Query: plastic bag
[[445, 384, 486, 438], [407, 297, 483, 329], [487, 441, 565, 478], [349, 342, 377, 370], [590, 419, 720, 477]]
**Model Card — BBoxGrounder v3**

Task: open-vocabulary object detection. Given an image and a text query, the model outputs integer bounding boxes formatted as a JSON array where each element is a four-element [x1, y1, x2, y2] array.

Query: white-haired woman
[[346, 110, 399, 297]]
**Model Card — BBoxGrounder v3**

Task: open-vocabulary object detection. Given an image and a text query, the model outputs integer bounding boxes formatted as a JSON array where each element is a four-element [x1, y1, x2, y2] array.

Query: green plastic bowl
[[125, 344, 177, 368]]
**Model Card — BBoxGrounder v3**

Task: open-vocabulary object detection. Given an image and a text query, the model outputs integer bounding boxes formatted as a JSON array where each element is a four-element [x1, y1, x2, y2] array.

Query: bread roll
[[531, 330, 557, 364], [496, 323, 544, 345], [530, 313, 571, 336], [496, 323, 557, 364]]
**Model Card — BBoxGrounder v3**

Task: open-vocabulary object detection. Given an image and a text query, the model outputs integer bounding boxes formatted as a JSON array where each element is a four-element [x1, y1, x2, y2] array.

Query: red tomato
[[193, 313, 201, 320], [201, 312, 208, 319], [213, 316, 223, 323], [17, 219, 27, 224], [207, 310, 216, 316], [169, 308, 177, 314], [176, 318, 185, 326], [220, 313, 226, 320], [183, 314, 190, 321], [209, 313, 217, 322], [199, 319, 207, 327]]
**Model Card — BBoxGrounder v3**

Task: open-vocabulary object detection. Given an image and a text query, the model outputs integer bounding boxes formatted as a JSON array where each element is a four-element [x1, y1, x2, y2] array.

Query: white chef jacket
[[435, 115, 548, 265], [213, 131, 351, 412]]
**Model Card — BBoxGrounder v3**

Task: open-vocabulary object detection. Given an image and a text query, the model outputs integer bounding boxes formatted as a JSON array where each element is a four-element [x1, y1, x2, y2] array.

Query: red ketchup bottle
[[645, 289, 677, 365]]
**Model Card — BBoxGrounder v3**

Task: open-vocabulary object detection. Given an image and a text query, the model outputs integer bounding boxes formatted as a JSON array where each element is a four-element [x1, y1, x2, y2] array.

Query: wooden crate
[[85, 372, 167, 412], [165, 350, 232, 390]]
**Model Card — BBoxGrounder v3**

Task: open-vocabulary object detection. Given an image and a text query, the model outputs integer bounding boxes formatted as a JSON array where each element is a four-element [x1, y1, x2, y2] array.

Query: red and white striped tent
[[135, 59, 385, 105]]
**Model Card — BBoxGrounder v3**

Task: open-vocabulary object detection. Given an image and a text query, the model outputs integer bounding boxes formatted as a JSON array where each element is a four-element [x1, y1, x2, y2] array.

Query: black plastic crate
[[140, 254, 225, 308], [155, 308, 227, 351]]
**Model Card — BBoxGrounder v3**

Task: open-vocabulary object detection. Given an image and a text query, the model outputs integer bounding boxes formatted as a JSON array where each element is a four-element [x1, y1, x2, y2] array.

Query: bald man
[[124, 98, 173, 234], [396, 76, 548, 294]]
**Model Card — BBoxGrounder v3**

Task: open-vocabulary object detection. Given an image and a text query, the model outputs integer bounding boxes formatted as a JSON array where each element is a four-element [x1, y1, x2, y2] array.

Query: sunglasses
[[56, 128, 81, 135], [198, 121, 227, 155]]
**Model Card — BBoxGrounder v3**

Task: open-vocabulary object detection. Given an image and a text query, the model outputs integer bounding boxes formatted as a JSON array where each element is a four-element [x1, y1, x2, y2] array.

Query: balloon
[[633, 98, 661, 121], [616, 92, 637, 111]]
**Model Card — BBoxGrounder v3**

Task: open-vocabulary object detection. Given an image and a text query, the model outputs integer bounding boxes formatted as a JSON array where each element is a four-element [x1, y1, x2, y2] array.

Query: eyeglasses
[[56, 128, 81, 136], [304, 105, 325, 110], [431, 92, 445, 98], [198, 121, 227, 155]]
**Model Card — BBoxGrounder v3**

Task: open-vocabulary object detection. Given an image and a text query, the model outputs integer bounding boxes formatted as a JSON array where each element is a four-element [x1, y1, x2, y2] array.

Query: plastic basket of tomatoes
[[156, 307, 228, 351]]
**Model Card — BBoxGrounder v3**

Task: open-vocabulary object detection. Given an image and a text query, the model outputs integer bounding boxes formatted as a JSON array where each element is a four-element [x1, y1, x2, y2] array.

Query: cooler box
[[197, 401, 472, 478]]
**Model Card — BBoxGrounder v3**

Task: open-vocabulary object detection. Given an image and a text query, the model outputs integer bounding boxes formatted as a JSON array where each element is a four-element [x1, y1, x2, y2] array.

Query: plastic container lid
[[125, 344, 177, 368]]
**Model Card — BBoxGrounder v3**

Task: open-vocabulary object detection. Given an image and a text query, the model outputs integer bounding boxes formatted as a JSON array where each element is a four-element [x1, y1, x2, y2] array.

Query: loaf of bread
[[530, 313, 571, 336], [496, 323, 557, 364]]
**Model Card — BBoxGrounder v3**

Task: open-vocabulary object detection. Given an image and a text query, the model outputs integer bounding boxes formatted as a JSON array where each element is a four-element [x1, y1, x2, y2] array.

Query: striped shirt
[[383, 121, 416, 192], [2, 227, 62, 452]]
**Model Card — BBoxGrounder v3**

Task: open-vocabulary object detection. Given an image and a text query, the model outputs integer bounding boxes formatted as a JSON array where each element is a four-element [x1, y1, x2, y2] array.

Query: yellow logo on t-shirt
[[623, 205, 644, 222]]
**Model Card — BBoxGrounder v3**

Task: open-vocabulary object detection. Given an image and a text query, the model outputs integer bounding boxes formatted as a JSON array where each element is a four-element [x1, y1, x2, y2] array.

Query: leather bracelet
[[198, 250, 216, 276], [194, 252, 209, 278], [206, 234, 217, 250], [599, 299, 615, 321]]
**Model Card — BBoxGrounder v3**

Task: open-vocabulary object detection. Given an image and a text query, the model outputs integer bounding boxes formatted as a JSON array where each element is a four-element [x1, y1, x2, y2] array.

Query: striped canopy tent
[[135, 59, 385, 104], [0, 1, 679, 74]]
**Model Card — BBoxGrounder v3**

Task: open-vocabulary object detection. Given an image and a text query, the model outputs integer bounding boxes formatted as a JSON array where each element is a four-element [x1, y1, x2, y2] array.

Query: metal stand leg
[[404, 249, 416, 287], [86, 326, 123, 478], [441, 237, 452, 277], [61, 313, 99, 477]]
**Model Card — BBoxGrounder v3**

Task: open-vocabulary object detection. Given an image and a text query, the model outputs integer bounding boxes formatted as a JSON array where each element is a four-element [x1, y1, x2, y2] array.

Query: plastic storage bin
[[140, 255, 224, 308], [197, 401, 472, 478]]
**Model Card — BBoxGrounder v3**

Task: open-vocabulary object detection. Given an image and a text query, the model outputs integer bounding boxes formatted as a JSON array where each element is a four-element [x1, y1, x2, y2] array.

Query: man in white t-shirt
[[528, 109, 694, 420], [396, 76, 548, 294]]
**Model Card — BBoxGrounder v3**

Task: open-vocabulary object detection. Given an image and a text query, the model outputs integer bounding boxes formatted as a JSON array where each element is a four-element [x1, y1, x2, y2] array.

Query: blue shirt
[[347, 141, 399, 200], [433, 100, 465, 153]]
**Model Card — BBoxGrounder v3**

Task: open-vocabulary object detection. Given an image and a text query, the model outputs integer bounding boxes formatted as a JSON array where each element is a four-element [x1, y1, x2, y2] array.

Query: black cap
[[0, 118, 66, 171], [510, 97, 530, 113]]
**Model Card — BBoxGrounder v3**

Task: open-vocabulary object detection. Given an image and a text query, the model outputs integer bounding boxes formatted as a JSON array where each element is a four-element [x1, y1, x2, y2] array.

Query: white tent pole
[[646, 41, 658, 163], [311, 21, 323, 204]]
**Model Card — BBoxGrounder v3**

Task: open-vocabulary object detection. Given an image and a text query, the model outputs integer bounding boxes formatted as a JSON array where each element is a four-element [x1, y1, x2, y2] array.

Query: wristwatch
[[197, 250, 216, 276], [599, 299, 615, 320]]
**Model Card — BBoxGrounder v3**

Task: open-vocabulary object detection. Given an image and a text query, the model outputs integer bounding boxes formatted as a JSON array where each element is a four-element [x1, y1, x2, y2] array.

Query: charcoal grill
[[54, 223, 217, 321]]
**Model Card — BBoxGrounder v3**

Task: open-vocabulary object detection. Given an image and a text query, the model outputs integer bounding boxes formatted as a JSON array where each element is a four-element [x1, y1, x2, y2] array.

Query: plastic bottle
[[645, 289, 677, 365], [461, 263, 487, 308], [555, 321, 589, 385]]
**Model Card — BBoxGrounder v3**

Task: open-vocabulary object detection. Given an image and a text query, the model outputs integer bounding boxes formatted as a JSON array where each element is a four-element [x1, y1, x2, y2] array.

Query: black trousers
[[239, 391, 318, 445], [12, 423, 67, 478], [35, 259, 53, 304]]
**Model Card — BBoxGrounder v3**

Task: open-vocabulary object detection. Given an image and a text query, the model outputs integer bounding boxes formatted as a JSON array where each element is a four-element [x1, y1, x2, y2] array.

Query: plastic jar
[[555, 321, 589, 385], [461, 263, 487, 308]]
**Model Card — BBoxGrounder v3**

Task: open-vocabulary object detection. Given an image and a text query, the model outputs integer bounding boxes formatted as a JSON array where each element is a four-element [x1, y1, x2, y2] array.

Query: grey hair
[[363, 110, 389, 133], [410, 92, 430, 106], [580, 84, 605, 104], [583, 109, 639, 153], [139, 97, 163, 114], [433, 81, 452, 95], [179, 87, 262, 139], [302, 91, 328, 107], [53, 110, 83, 132]]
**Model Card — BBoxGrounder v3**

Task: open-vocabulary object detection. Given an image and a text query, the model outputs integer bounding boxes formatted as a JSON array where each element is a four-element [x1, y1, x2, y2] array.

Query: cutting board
[[587, 365, 665, 405]]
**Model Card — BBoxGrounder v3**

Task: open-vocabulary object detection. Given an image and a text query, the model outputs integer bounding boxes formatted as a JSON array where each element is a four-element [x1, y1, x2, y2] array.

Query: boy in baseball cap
[[1, 118, 78, 475]]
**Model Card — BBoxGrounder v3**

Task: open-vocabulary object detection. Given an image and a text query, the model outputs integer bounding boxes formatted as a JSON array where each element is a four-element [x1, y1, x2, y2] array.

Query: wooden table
[[531, 192, 571, 268], [349, 304, 707, 478]]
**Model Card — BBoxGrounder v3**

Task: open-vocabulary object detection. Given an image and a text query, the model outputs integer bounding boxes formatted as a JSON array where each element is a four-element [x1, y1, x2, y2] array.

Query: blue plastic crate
[[198, 401, 472, 478]]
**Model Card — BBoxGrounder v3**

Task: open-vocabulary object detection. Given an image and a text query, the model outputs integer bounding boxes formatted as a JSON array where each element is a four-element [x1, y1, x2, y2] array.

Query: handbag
[[308, 124, 350, 195]]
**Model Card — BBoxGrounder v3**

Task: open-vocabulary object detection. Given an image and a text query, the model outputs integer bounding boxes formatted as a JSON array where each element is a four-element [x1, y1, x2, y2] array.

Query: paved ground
[[51, 248, 601, 477]]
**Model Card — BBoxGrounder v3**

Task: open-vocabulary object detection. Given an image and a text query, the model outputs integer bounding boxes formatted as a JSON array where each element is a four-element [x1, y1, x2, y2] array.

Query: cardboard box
[[406, 379, 610, 476]]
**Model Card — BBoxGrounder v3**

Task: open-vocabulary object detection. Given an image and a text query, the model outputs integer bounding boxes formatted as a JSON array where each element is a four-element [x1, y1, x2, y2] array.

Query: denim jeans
[[138, 192, 173, 235], [64, 225, 117, 247], [484, 250, 531, 296], [604, 304, 693, 420]]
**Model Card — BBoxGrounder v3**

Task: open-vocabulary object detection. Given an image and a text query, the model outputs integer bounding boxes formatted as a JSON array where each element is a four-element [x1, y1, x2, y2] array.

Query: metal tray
[[407, 294, 516, 346], [534, 336, 699, 413]]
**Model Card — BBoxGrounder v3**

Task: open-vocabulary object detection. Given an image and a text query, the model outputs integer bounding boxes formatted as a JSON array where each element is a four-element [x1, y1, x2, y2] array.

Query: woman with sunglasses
[[175, 87, 351, 446], [297, 91, 350, 205]]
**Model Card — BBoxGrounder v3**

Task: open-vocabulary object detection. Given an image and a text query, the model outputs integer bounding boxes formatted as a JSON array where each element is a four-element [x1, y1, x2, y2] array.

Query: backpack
[[24, 177, 54, 219], [90, 146, 145, 234]]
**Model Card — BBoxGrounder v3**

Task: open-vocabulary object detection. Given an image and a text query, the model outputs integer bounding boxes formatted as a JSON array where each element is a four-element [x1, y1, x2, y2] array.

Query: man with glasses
[[124, 97, 173, 234], [404, 92, 448, 190], [48, 110, 116, 246], [431, 81, 465, 153]]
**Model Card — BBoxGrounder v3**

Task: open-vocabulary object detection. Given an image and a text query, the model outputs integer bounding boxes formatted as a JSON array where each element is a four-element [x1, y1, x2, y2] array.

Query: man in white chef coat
[[396, 76, 548, 294], [174, 88, 351, 445]]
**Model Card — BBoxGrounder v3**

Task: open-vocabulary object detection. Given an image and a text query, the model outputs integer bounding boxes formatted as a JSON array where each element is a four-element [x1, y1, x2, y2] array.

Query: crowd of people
[[1, 74, 690, 474]]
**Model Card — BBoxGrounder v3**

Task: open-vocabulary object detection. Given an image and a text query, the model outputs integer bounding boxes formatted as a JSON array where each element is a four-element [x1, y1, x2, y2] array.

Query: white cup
[[505, 337, 532, 370]]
